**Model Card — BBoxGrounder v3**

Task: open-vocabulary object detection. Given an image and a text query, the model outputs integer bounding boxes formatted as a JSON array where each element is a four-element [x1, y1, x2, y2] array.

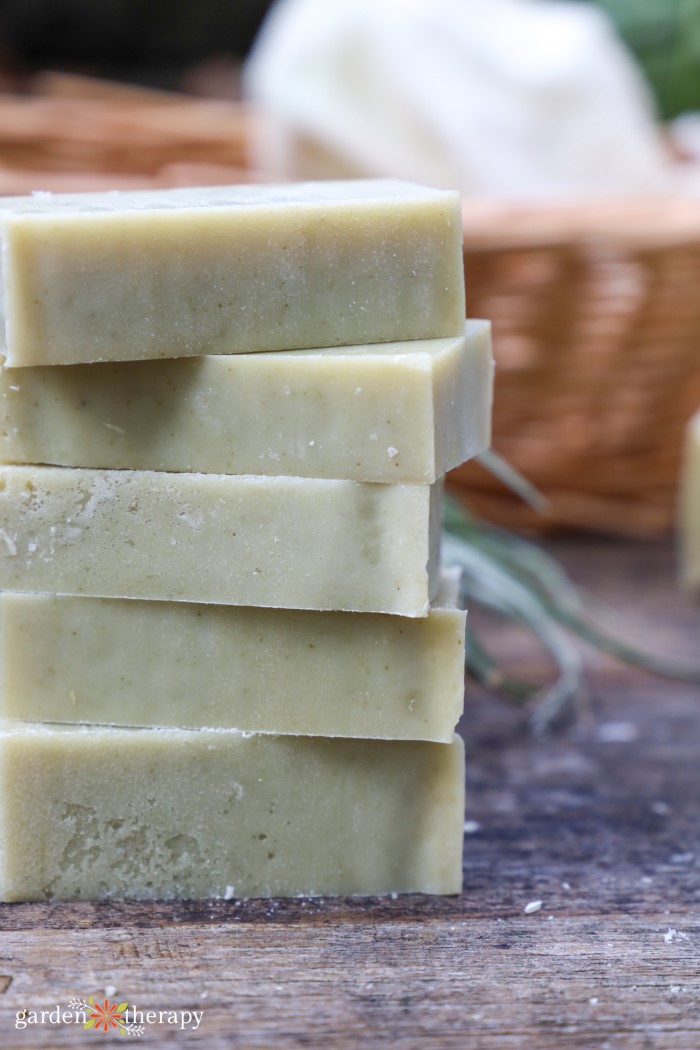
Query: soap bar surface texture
[[0, 723, 465, 900], [0, 467, 441, 614], [0, 180, 465, 366], [0, 323, 492, 484], [0, 581, 465, 741]]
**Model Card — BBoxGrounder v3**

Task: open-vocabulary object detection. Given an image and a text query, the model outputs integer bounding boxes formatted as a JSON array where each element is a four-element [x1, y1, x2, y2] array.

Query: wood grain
[[1, 536, 699, 1048]]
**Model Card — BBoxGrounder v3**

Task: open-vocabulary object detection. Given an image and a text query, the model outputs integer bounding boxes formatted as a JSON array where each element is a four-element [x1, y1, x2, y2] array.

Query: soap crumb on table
[[524, 900, 543, 914]]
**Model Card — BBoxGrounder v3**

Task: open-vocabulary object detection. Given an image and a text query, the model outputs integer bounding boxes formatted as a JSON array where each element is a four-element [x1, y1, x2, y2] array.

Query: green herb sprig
[[443, 491, 700, 734]]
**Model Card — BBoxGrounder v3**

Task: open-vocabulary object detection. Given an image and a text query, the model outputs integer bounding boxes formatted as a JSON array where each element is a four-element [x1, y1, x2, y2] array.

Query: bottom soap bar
[[0, 723, 465, 901]]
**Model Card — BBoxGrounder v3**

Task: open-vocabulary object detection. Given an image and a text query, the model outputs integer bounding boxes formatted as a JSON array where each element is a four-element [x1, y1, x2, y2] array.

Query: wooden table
[[1, 536, 698, 1048]]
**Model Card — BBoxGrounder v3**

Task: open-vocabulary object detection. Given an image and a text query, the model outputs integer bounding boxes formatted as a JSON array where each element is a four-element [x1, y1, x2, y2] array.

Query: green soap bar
[[0, 722, 465, 901], [0, 467, 442, 614], [0, 573, 465, 741], [0, 323, 492, 484], [0, 179, 465, 367]]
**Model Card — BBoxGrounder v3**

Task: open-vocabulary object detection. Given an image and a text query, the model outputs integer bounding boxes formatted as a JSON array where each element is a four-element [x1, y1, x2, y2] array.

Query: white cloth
[[244, 0, 677, 198]]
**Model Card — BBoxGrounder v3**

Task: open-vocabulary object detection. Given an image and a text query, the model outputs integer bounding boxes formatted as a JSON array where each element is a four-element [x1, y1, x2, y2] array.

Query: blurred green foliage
[[591, 0, 700, 118]]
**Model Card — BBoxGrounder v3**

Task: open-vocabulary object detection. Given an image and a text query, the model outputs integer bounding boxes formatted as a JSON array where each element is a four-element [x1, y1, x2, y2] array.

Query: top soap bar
[[0, 180, 466, 367]]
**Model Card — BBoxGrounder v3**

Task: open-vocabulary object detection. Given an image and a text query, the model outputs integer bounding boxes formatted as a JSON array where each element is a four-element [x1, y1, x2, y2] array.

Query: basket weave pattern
[[0, 76, 253, 193], [452, 202, 700, 534]]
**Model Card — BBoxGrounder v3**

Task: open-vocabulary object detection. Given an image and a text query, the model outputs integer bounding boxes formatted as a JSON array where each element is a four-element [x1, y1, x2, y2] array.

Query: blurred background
[[1, 0, 700, 539]]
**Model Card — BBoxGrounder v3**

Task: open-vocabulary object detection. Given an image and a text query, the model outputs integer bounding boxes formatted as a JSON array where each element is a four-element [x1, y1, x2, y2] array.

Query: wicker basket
[[0, 74, 255, 193], [1, 77, 699, 536], [453, 200, 700, 535]]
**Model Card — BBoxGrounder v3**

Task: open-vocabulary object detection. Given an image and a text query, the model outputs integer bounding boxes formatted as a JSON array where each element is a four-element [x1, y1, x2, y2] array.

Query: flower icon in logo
[[73, 995, 132, 1037], [87, 999, 126, 1033], [68, 997, 137, 1035], [86, 999, 127, 1033], [67, 995, 144, 1036]]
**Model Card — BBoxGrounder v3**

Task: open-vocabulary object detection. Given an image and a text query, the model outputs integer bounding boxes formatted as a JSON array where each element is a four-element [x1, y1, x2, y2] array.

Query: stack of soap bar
[[0, 179, 492, 902]]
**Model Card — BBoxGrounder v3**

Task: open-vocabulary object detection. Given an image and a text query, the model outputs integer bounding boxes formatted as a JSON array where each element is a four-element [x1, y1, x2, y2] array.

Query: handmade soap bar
[[681, 409, 700, 589], [0, 722, 465, 900], [0, 575, 465, 741], [0, 180, 465, 367], [0, 467, 441, 614], [0, 323, 492, 484]]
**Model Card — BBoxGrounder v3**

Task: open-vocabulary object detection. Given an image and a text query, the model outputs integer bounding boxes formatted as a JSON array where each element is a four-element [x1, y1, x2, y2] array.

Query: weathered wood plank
[[0, 907, 698, 1048]]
